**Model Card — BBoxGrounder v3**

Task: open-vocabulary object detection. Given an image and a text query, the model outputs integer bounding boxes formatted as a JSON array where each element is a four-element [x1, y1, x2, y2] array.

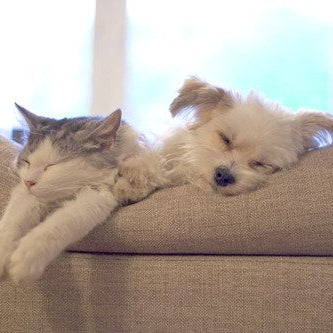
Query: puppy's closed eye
[[220, 133, 232, 147], [249, 161, 280, 174]]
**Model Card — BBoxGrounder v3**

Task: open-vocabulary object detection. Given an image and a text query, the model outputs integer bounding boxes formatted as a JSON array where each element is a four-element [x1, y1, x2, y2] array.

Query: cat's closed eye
[[22, 159, 30, 166], [44, 164, 56, 171]]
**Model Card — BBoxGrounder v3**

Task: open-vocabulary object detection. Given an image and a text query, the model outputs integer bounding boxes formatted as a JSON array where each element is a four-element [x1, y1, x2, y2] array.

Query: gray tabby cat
[[0, 104, 166, 283]]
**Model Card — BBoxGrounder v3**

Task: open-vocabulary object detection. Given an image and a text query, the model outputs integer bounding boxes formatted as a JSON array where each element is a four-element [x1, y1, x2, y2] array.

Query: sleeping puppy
[[160, 77, 333, 195]]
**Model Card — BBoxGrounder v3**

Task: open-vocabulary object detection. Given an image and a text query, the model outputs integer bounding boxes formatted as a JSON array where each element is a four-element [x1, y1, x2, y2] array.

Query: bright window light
[[0, 1, 332, 140], [125, 0, 333, 134], [0, 0, 95, 138]]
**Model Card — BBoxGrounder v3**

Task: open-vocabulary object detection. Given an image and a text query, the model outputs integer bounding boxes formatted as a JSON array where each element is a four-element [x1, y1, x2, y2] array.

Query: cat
[[0, 104, 167, 283]]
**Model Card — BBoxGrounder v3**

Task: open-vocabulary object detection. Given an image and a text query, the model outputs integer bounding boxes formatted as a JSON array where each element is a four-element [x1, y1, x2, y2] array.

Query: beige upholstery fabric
[[1, 253, 332, 333], [0, 136, 332, 256], [73, 146, 333, 256]]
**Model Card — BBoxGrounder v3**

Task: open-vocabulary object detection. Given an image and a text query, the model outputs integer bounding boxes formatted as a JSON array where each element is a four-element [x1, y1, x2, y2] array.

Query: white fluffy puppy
[[161, 77, 333, 195]]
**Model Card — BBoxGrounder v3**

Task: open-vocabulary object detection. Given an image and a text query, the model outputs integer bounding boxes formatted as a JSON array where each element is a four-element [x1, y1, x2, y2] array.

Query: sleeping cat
[[0, 104, 166, 283]]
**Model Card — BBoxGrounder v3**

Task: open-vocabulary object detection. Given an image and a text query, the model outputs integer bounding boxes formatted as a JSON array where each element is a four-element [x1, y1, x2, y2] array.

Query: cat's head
[[16, 104, 122, 202]]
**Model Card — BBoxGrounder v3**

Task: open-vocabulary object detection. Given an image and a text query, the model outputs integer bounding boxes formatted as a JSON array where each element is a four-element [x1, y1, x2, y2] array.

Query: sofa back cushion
[[0, 135, 332, 256], [72, 146, 333, 256]]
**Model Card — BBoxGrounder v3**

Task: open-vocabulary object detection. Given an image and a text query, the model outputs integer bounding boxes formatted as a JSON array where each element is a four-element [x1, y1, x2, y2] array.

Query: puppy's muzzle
[[214, 167, 235, 187]]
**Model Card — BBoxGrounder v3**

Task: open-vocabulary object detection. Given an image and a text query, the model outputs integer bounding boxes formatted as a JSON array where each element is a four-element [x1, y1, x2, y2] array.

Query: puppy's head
[[170, 77, 333, 195]]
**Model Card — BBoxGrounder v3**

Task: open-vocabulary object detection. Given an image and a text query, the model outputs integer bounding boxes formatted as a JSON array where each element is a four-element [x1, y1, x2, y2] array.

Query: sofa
[[0, 134, 332, 332]]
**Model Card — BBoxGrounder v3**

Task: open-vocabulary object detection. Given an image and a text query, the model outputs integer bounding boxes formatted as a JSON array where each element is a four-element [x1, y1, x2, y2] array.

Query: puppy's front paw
[[8, 243, 47, 283]]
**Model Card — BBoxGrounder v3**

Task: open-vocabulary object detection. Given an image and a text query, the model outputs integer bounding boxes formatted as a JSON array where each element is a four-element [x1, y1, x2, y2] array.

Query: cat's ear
[[92, 109, 122, 147], [15, 103, 44, 131]]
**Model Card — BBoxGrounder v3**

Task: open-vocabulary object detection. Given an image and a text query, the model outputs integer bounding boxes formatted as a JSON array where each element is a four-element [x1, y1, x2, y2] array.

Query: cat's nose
[[24, 180, 36, 189]]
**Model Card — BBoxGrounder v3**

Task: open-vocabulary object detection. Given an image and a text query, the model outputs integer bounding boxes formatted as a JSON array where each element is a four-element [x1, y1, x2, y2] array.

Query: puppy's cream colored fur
[[159, 77, 333, 195]]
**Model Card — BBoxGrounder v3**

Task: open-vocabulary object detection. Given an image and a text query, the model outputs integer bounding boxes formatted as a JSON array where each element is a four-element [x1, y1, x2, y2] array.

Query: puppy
[[161, 77, 333, 195]]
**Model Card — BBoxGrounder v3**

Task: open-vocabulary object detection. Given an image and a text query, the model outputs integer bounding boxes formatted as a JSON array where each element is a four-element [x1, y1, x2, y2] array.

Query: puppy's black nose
[[214, 167, 235, 187]]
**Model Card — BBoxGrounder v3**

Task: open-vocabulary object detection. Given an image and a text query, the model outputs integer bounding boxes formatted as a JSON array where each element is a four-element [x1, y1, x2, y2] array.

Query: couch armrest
[[0, 136, 20, 214]]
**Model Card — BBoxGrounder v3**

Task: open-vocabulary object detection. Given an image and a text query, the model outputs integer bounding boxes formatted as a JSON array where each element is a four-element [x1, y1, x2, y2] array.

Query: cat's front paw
[[8, 243, 48, 283], [0, 252, 10, 279], [114, 164, 163, 204], [113, 176, 152, 204], [0, 239, 18, 279]]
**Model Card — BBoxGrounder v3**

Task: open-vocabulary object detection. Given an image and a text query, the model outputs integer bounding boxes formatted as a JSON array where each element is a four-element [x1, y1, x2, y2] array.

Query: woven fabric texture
[[1, 253, 332, 333], [72, 146, 333, 256]]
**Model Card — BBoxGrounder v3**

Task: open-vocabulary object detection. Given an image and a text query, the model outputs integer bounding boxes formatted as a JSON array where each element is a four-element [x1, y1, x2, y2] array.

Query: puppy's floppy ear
[[293, 110, 333, 149], [170, 77, 234, 127]]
